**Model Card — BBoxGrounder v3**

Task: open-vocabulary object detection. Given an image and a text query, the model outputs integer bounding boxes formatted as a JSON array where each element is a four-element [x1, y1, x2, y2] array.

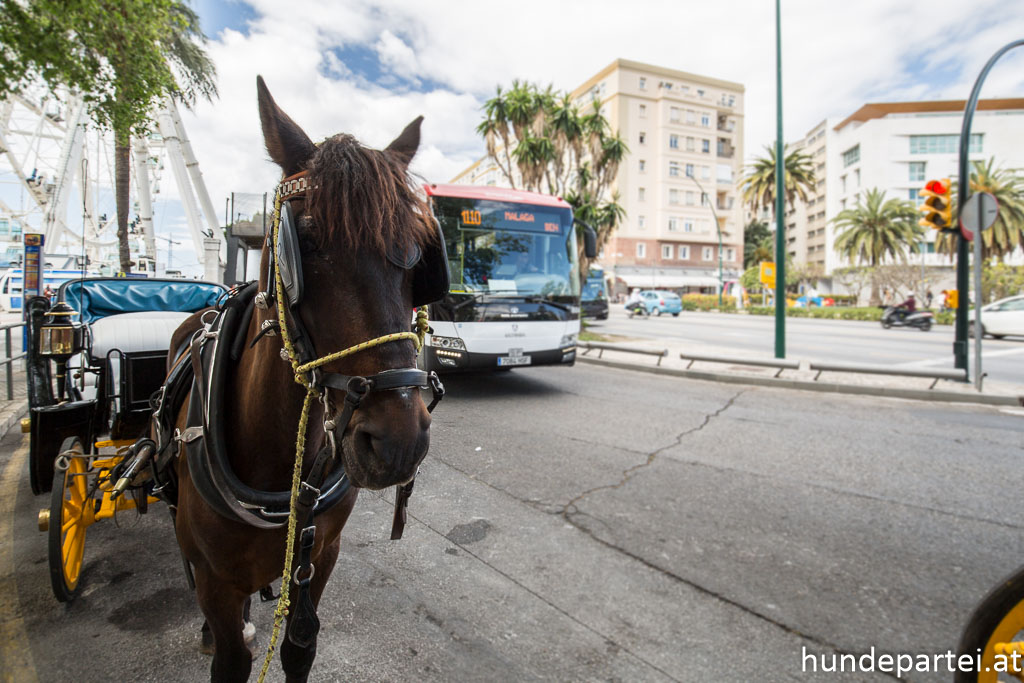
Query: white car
[[970, 294, 1024, 339]]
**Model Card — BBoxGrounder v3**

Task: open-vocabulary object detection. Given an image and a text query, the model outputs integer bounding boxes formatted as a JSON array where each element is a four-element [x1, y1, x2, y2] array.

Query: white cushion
[[90, 311, 191, 359]]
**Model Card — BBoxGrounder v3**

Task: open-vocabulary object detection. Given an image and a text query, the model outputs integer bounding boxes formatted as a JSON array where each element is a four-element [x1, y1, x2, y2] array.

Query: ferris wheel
[[0, 85, 224, 278]]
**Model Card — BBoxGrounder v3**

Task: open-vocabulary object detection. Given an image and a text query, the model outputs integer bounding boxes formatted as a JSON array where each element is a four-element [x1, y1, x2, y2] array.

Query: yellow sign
[[759, 261, 776, 287]]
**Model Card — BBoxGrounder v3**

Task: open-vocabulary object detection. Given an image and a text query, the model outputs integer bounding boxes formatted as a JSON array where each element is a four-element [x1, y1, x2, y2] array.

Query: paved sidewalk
[[0, 367, 27, 438], [579, 336, 1024, 406]]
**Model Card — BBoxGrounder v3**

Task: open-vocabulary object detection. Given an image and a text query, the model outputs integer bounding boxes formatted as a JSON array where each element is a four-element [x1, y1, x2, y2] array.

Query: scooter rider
[[894, 291, 916, 322], [625, 288, 645, 316]]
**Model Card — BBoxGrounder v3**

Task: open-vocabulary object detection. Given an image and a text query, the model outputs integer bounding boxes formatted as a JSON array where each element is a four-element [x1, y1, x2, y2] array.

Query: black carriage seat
[[87, 311, 192, 439]]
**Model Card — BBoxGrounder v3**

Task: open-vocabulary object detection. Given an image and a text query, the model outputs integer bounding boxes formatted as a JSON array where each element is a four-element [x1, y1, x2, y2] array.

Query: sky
[[6, 0, 1024, 274]]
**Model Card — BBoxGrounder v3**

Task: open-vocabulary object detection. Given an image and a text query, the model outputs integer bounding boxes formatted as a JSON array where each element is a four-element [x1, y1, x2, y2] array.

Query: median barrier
[[807, 361, 967, 389], [679, 352, 800, 378], [579, 341, 669, 366]]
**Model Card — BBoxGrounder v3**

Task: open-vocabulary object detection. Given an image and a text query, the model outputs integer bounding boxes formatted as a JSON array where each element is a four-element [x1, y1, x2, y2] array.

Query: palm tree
[[113, 2, 217, 273], [935, 158, 1024, 261], [832, 188, 923, 304], [742, 144, 817, 215]]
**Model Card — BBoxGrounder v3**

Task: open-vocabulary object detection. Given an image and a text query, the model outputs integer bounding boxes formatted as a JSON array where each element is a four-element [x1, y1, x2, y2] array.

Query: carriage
[[24, 276, 227, 601]]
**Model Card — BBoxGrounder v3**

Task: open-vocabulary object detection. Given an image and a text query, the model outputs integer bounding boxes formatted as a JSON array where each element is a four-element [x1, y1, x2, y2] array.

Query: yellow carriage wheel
[[956, 564, 1024, 682], [48, 437, 90, 602]]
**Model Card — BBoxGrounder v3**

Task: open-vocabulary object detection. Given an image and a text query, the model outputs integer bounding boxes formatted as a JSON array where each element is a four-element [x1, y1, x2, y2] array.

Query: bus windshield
[[431, 196, 579, 299], [582, 277, 605, 301]]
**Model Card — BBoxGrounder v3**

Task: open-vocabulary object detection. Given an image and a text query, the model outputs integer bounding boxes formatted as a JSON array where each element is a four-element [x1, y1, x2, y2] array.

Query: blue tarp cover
[[60, 278, 227, 324]]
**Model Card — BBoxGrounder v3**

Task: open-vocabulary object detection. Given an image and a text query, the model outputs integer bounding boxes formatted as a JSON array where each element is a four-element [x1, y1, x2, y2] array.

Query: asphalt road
[[592, 306, 1024, 387], [3, 364, 1024, 681]]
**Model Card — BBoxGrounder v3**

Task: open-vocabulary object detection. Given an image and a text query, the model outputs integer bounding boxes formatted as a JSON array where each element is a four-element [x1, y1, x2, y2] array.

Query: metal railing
[[807, 361, 966, 389], [579, 341, 669, 366], [680, 352, 799, 378], [0, 322, 25, 401]]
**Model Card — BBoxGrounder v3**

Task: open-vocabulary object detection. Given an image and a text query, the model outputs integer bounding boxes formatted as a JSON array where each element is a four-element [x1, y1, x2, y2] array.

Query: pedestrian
[[882, 288, 893, 306], [924, 289, 934, 309], [43, 285, 54, 301]]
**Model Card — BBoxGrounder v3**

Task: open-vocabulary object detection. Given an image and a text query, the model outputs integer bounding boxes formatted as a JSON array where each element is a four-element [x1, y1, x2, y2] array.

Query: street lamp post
[[687, 174, 724, 307]]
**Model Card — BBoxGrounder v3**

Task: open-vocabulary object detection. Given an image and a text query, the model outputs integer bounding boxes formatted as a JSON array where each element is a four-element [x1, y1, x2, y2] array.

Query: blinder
[[270, 196, 450, 310]]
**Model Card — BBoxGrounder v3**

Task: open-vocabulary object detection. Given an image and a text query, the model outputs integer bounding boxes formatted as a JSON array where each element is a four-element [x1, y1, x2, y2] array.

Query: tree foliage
[[476, 81, 627, 278], [935, 158, 1024, 262], [742, 219, 771, 268], [831, 188, 922, 304], [0, 0, 217, 272], [741, 144, 817, 215]]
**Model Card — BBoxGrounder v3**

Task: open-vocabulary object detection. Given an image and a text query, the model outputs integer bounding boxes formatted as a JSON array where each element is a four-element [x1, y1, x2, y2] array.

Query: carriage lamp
[[38, 302, 85, 357], [38, 301, 85, 401]]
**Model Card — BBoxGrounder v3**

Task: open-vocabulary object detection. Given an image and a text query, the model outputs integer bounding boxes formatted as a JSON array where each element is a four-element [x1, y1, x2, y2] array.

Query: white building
[[792, 99, 1024, 277]]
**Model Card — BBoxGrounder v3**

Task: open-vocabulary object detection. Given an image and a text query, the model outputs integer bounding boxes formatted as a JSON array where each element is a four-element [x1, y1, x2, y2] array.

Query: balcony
[[716, 140, 735, 159], [717, 116, 736, 132]]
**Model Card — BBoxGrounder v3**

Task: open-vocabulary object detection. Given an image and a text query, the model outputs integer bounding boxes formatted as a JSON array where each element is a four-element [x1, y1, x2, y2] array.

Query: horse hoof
[[243, 620, 256, 647], [200, 629, 215, 656]]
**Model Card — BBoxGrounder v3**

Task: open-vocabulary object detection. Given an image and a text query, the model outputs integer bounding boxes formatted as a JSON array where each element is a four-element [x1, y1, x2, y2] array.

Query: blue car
[[632, 290, 682, 316]]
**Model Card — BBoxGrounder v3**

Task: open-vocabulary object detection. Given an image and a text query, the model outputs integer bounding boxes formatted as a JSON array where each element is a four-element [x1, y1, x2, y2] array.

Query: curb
[[0, 402, 28, 440], [578, 356, 1024, 407]]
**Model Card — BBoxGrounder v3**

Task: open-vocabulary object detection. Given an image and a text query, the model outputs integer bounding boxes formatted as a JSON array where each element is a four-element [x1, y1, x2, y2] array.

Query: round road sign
[[960, 192, 999, 241]]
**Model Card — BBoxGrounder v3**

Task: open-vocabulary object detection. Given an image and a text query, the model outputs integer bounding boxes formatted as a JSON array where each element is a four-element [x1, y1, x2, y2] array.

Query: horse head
[[256, 76, 440, 490]]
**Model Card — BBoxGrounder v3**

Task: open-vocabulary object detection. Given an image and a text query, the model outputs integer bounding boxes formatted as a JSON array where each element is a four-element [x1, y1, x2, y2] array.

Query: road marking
[[0, 436, 39, 683]]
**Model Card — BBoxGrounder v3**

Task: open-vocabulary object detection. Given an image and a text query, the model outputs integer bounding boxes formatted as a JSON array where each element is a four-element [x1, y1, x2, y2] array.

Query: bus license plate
[[497, 355, 532, 367]]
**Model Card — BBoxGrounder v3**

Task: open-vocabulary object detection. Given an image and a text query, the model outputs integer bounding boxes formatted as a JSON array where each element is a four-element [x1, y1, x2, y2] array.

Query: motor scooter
[[880, 306, 934, 331], [625, 302, 649, 318]]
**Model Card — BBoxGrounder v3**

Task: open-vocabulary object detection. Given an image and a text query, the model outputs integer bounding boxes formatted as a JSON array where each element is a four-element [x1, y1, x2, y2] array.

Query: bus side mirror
[[576, 219, 598, 259]]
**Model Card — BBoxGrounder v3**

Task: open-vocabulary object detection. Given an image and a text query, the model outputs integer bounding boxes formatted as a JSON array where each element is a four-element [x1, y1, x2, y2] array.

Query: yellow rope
[[256, 191, 429, 682]]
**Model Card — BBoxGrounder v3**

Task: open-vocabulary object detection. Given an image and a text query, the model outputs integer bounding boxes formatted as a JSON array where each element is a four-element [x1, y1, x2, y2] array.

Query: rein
[[257, 183, 435, 681]]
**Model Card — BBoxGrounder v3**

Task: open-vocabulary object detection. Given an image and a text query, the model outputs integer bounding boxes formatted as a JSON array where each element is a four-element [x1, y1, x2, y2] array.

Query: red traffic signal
[[918, 178, 952, 230]]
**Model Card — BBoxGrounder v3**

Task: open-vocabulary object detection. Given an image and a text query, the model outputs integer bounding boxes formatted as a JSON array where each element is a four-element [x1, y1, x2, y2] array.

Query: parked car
[[636, 290, 682, 316], [969, 294, 1024, 339]]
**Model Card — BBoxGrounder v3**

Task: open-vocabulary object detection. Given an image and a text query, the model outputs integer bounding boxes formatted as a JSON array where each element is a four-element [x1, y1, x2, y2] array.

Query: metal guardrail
[[680, 353, 799, 378], [579, 341, 669, 366], [807, 361, 967, 389], [0, 322, 25, 401]]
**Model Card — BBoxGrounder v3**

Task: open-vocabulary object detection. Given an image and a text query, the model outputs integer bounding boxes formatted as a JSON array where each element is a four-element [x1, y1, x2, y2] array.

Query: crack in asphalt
[[555, 388, 904, 682], [561, 390, 746, 518]]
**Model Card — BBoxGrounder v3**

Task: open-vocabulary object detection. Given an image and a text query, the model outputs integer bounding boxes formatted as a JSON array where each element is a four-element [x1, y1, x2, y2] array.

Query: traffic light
[[918, 178, 953, 230]]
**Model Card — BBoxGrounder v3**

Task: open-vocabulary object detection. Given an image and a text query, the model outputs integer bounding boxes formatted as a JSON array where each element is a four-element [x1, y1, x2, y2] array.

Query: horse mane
[[306, 134, 433, 255]]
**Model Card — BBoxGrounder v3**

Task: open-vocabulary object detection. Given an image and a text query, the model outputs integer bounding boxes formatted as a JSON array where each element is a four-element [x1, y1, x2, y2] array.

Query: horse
[[165, 76, 446, 682]]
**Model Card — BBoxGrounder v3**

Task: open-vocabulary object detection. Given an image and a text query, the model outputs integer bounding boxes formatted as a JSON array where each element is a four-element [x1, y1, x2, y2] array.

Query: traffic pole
[[773, 0, 786, 359]]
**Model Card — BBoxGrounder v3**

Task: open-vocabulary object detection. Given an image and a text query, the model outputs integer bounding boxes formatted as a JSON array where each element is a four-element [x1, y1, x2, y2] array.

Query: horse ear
[[256, 76, 316, 177], [385, 116, 423, 167]]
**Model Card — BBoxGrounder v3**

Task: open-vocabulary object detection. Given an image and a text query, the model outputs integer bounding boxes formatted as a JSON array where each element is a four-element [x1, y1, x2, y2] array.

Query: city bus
[[422, 183, 595, 371]]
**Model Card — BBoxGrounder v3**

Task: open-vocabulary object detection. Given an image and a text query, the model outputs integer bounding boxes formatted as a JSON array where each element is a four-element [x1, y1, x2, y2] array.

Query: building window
[[638, 187, 646, 201], [669, 217, 679, 231], [639, 159, 646, 172], [638, 131, 646, 145], [725, 248, 736, 262], [638, 215, 646, 229], [909, 133, 983, 154], [639, 104, 647, 118], [685, 191, 695, 206], [840, 175, 847, 193], [686, 136, 695, 152], [678, 245, 690, 259], [662, 245, 673, 259], [669, 189, 680, 204], [842, 144, 860, 167], [701, 113, 710, 127], [686, 110, 696, 124], [669, 134, 679, 149], [716, 164, 732, 183], [670, 107, 681, 122], [639, 77, 647, 89], [697, 88, 705, 98], [702, 165, 711, 180], [909, 162, 925, 182], [909, 188, 920, 203], [702, 246, 714, 261], [685, 163, 694, 177], [701, 139, 710, 154], [700, 192, 709, 207], [854, 169, 860, 187], [669, 161, 680, 177], [636, 242, 646, 258]]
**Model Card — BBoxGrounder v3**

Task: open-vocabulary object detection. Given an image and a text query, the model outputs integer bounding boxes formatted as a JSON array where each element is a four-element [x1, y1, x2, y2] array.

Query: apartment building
[[787, 99, 1024, 279], [452, 59, 746, 296]]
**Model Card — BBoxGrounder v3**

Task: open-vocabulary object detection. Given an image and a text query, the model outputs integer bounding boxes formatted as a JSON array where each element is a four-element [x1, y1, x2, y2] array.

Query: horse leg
[[195, 569, 253, 683], [200, 597, 254, 655], [280, 537, 341, 683]]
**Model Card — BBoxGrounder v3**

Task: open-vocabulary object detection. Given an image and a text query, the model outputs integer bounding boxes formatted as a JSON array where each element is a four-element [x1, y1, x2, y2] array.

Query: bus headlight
[[560, 333, 577, 347], [431, 335, 466, 350]]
